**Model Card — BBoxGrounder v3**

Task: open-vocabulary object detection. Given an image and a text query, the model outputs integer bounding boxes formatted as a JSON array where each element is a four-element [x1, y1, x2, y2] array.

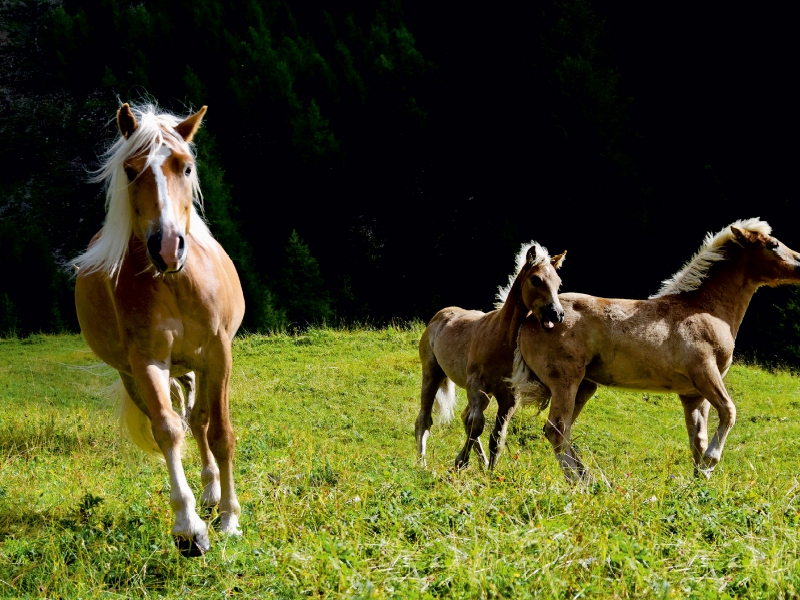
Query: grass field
[[2, 327, 800, 598]]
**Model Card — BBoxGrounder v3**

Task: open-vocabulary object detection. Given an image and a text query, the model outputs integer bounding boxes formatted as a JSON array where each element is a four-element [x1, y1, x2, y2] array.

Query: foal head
[[519, 244, 567, 329], [732, 226, 800, 287], [117, 103, 207, 273]]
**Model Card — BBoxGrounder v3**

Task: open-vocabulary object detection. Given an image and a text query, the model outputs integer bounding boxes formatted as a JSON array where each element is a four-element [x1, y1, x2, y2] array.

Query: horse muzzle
[[147, 229, 186, 273], [540, 303, 565, 330]]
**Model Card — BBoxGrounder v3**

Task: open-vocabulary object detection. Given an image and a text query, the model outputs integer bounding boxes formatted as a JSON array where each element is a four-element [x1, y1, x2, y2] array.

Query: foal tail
[[110, 379, 164, 460], [433, 378, 457, 426]]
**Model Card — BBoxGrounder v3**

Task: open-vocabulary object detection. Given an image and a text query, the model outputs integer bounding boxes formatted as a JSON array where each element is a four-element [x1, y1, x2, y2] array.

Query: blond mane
[[71, 103, 216, 278], [494, 241, 550, 309], [650, 218, 772, 298]]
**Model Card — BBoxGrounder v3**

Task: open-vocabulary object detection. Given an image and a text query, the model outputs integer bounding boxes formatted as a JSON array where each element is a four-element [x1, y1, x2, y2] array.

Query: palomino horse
[[73, 103, 245, 555], [510, 219, 800, 479], [416, 242, 566, 470]]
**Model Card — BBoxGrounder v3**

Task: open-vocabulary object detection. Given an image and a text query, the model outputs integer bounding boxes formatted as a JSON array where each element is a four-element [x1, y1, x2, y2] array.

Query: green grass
[[2, 326, 800, 598]]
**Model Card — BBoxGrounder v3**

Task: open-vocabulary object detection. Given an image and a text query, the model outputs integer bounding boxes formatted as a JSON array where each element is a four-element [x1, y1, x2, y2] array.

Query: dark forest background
[[1, 0, 798, 364]]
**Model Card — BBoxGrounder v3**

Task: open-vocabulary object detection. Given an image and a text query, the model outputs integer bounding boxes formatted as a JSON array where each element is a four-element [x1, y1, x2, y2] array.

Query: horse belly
[[586, 358, 694, 394]]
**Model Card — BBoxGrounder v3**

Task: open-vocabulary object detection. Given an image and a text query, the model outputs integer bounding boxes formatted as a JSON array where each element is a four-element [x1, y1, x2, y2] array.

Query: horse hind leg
[[416, 346, 452, 464]]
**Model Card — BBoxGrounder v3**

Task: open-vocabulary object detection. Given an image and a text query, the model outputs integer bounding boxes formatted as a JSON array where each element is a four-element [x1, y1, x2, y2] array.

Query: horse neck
[[495, 277, 530, 346], [691, 248, 758, 339]]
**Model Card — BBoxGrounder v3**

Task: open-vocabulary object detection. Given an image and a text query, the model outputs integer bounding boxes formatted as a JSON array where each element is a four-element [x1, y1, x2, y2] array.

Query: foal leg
[[543, 385, 586, 482], [570, 380, 598, 425], [689, 362, 737, 476], [129, 359, 209, 555], [488, 390, 519, 470], [202, 340, 241, 535], [454, 385, 491, 470], [679, 394, 711, 477], [415, 362, 446, 465]]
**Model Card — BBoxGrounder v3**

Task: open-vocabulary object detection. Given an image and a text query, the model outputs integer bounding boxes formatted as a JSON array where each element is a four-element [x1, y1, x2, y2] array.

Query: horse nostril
[[178, 235, 185, 253], [147, 230, 168, 272]]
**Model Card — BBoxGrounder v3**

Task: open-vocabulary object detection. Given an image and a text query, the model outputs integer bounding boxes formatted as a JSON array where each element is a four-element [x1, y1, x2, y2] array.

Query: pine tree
[[279, 231, 332, 326]]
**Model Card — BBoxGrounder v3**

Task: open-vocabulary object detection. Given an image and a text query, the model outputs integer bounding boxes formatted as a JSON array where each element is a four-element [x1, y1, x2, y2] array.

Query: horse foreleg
[[690, 364, 737, 476], [202, 341, 241, 536], [488, 391, 519, 470], [455, 386, 491, 470], [131, 360, 209, 555], [680, 394, 711, 477], [571, 380, 598, 425], [188, 377, 221, 510], [543, 387, 585, 482]]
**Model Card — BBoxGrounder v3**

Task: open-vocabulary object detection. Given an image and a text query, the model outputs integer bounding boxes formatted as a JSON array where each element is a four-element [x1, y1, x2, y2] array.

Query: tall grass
[[2, 328, 800, 598]]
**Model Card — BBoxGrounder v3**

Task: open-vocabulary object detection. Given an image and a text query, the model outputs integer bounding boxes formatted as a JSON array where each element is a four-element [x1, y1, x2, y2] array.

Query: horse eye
[[124, 167, 137, 182], [530, 275, 542, 287], [768, 241, 779, 251], [184, 165, 193, 176]]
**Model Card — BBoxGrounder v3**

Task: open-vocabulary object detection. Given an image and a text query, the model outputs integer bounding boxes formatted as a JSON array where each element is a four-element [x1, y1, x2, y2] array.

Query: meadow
[[2, 326, 800, 598]]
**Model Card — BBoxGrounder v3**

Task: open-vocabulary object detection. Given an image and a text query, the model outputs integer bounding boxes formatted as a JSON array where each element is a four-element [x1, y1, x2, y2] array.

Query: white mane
[[494, 241, 550, 309], [650, 218, 772, 298], [71, 103, 216, 278]]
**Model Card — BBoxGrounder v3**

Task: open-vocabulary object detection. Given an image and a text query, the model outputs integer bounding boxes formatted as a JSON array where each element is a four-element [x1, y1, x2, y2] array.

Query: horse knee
[[151, 411, 185, 449], [464, 411, 486, 438]]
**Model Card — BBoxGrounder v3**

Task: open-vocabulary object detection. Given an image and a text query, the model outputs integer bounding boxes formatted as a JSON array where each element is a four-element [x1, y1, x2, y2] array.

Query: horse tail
[[110, 378, 164, 460], [433, 378, 457, 425], [506, 329, 551, 413]]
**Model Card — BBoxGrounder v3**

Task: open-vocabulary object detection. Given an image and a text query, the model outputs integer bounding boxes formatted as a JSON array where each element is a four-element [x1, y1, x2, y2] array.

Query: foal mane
[[494, 241, 550, 309], [650, 218, 772, 298], [72, 103, 216, 278]]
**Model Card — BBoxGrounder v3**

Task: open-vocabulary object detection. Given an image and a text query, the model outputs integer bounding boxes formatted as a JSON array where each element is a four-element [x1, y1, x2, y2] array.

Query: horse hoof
[[175, 535, 210, 558]]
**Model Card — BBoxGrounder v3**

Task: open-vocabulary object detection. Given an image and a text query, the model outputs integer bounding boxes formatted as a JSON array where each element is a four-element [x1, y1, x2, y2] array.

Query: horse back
[[421, 306, 511, 390]]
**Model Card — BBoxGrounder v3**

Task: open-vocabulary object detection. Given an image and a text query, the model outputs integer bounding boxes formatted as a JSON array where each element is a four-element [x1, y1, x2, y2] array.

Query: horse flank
[[71, 103, 216, 278], [494, 241, 551, 309], [650, 217, 772, 298]]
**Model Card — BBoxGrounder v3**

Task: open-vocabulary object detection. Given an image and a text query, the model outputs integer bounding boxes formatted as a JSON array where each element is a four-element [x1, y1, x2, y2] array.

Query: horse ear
[[175, 106, 208, 142], [551, 250, 567, 269], [117, 103, 138, 139], [731, 226, 755, 244], [526, 245, 540, 266]]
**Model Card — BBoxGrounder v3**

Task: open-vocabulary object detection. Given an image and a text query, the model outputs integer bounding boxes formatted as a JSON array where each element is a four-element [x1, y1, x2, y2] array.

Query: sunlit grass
[[2, 328, 800, 598]]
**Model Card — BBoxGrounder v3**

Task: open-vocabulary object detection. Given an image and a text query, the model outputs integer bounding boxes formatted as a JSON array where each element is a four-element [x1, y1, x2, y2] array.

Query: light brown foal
[[510, 219, 800, 479], [416, 242, 566, 470], [74, 103, 245, 555]]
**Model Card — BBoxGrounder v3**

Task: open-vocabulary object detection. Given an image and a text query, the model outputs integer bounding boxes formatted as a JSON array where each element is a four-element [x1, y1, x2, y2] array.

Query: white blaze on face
[[150, 145, 184, 270], [151, 145, 176, 227]]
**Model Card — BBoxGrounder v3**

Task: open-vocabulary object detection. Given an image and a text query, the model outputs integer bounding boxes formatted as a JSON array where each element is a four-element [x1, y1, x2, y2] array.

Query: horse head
[[117, 103, 207, 274], [732, 226, 800, 287], [520, 244, 566, 329]]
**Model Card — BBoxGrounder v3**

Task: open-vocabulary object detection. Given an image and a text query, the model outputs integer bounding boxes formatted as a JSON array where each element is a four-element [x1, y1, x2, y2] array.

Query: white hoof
[[219, 512, 242, 536]]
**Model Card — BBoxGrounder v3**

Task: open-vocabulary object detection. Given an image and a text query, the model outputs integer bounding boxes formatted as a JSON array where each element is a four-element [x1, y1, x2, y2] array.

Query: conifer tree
[[278, 231, 333, 325]]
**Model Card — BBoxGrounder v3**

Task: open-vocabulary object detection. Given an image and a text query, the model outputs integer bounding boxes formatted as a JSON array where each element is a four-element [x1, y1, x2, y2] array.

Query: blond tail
[[433, 378, 457, 426], [110, 378, 164, 460]]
